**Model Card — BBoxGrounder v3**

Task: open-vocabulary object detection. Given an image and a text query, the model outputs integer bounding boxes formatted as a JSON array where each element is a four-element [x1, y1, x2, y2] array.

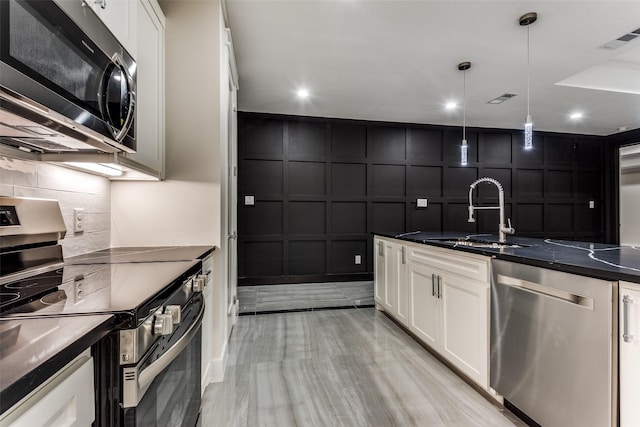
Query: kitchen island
[[374, 231, 633, 427]]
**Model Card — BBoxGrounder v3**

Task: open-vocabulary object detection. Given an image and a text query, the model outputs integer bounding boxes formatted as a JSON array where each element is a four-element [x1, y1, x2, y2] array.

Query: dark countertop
[[375, 231, 640, 284], [0, 314, 115, 414], [65, 245, 215, 264]]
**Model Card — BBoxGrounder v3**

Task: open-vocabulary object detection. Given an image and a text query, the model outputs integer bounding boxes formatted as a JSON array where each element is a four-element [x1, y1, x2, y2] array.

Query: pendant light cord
[[527, 25, 530, 117], [463, 69, 467, 141]]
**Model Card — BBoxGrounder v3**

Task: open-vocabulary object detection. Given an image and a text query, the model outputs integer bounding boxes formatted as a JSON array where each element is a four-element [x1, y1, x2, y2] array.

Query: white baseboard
[[208, 340, 228, 383], [202, 337, 229, 386]]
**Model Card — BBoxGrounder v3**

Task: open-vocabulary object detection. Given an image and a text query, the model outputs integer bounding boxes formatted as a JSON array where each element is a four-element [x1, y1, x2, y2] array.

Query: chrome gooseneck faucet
[[468, 177, 515, 243]]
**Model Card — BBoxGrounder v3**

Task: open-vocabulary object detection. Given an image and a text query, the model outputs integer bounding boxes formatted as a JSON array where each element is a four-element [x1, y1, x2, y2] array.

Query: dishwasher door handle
[[623, 294, 634, 343], [496, 274, 594, 309]]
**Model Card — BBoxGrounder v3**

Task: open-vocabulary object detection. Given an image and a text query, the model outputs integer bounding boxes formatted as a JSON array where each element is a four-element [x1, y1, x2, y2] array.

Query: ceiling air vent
[[487, 93, 517, 104], [599, 27, 640, 50]]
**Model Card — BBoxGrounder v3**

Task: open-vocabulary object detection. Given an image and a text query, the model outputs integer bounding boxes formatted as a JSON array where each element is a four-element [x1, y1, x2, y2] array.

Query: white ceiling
[[225, 0, 640, 136]]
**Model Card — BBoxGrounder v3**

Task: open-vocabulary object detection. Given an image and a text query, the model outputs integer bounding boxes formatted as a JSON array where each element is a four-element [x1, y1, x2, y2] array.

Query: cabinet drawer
[[407, 243, 489, 283]]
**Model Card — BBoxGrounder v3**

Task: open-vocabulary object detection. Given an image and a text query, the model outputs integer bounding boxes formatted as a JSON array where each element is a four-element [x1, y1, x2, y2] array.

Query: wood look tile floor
[[201, 308, 526, 427]]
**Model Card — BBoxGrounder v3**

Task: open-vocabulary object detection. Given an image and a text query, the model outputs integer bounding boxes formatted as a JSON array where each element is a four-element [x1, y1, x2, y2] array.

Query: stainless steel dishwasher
[[490, 259, 617, 427]]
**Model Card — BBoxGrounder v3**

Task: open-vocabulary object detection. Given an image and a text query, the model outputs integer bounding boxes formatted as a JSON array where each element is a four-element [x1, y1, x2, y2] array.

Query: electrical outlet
[[354, 255, 361, 265], [244, 195, 255, 206], [73, 208, 85, 233], [417, 198, 428, 208], [589, 200, 595, 209]]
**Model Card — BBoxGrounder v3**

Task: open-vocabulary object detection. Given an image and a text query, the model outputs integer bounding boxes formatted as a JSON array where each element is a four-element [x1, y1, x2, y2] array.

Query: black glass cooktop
[[0, 268, 64, 313]]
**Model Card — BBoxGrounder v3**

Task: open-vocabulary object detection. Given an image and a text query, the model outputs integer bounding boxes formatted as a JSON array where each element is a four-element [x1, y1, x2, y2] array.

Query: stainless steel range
[[0, 196, 205, 426]]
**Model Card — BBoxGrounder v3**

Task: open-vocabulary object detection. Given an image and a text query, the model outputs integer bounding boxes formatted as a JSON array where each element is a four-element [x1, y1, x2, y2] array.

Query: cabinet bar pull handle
[[432, 274, 436, 297], [401, 246, 406, 265], [437, 275, 442, 299], [624, 295, 634, 343]]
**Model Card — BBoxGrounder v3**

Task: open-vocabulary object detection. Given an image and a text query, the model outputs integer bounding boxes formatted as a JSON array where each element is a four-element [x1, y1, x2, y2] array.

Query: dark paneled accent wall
[[238, 112, 610, 285]]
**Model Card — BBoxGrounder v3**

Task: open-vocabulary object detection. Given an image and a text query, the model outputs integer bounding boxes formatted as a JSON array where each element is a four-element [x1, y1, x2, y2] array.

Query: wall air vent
[[599, 27, 640, 50], [487, 93, 517, 104]]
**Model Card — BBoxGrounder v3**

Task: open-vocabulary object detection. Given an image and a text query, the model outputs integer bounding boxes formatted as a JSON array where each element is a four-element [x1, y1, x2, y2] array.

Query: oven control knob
[[165, 305, 182, 324], [197, 274, 209, 288], [153, 313, 173, 336], [192, 277, 205, 293]]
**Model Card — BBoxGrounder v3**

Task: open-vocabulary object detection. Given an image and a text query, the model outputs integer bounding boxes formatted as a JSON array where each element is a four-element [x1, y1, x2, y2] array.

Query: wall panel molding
[[238, 112, 611, 285]]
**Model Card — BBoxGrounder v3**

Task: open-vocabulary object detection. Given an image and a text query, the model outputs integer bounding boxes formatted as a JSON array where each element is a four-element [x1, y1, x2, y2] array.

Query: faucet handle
[[468, 206, 476, 223], [504, 218, 515, 234]]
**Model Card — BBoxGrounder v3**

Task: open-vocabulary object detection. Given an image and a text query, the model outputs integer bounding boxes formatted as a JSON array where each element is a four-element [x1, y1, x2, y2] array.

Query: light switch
[[417, 198, 428, 208], [355, 255, 362, 265], [244, 195, 255, 206], [589, 200, 595, 209]]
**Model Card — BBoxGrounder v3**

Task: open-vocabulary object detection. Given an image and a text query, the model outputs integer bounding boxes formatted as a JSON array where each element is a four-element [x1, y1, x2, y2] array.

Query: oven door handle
[[138, 298, 205, 391]]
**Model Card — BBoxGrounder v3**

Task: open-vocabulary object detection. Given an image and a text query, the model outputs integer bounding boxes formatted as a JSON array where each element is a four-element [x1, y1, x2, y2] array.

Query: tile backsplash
[[0, 156, 110, 257]]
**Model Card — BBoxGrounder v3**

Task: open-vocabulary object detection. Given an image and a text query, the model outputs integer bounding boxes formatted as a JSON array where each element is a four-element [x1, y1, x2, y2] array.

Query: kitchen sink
[[426, 238, 527, 249]]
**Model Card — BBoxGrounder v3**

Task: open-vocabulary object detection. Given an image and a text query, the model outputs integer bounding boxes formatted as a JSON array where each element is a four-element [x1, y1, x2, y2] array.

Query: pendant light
[[458, 61, 471, 166], [520, 12, 537, 150]]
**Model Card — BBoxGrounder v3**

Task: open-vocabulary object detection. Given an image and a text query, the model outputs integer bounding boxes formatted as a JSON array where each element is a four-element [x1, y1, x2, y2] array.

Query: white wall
[[111, 0, 221, 248], [111, 0, 231, 385], [0, 157, 111, 256]]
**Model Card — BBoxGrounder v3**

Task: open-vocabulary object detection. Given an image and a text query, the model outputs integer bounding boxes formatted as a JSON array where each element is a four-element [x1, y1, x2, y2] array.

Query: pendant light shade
[[458, 61, 471, 166], [520, 12, 537, 150]]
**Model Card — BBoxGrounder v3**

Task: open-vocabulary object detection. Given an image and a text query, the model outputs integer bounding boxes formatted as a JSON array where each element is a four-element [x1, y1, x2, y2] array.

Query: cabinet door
[[395, 245, 409, 326], [620, 284, 640, 427], [382, 240, 398, 314], [408, 261, 439, 348], [5, 355, 95, 426], [84, 0, 137, 57], [374, 239, 386, 307], [125, 0, 165, 177], [440, 273, 489, 387]]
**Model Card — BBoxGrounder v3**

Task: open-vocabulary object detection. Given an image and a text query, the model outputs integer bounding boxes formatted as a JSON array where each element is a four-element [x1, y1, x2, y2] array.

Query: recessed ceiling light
[[296, 89, 309, 99], [570, 112, 583, 120], [445, 101, 457, 110]]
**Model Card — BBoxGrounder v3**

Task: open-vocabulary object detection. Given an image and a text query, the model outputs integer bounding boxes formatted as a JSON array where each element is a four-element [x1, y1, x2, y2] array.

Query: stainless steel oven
[[0, 197, 206, 426], [0, 0, 136, 153], [120, 289, 204, 426]]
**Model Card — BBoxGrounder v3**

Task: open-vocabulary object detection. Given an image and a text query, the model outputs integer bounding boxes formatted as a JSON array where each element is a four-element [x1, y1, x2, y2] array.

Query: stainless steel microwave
[[0, 0, 136, 153]]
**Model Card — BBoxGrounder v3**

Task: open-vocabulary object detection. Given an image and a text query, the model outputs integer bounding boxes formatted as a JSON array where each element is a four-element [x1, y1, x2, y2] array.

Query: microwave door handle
[[137, 298, 205, 391], [109, 53, 136, 142]]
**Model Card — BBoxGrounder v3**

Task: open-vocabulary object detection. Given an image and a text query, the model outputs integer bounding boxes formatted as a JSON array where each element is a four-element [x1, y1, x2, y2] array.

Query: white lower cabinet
[[439, 271, 488, 387], [619, 281, 640, 427], [1, 350, 95, 427], [376, 236, 491, 390], [374, 237, 408, 325], [201, 253, 214, 391], [408, 260, 439, 348]]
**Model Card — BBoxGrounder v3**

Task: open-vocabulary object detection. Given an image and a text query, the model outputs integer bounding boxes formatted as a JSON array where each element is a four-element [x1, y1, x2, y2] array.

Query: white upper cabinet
[[120, 0, 165, 178], [82, 0, 138, 58]]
